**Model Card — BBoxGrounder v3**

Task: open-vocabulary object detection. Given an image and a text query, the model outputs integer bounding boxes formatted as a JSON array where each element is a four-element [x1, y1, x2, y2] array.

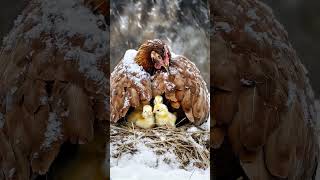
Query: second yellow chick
[[128, 105, 155, 129], [153, 103, 176, 128], [154, 95, 163, 105]]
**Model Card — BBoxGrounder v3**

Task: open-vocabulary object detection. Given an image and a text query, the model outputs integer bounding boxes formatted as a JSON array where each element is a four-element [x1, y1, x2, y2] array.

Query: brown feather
[[213, 0, 319, 179]]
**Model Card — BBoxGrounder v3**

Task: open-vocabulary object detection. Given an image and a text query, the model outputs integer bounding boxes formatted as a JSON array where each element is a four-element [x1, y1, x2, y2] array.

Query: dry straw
[[110, 123, 210, 169]]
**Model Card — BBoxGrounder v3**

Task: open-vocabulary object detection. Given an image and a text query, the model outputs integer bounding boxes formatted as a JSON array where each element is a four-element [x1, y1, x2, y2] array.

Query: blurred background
[[0, 0, 26, 41], [260, 0, 320, 98], [110, 0, 210, 85]]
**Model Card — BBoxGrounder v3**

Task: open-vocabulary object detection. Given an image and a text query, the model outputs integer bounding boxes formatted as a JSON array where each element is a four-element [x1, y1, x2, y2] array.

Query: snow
[[122, 50, 146, 75], [123, 96, 130, 108], [110, 142, 209, 180], [2, 0, 108, 88], [215, 22, 233, 33], [110, 113, 211, 180], [41, 112, 62, 149], [111, 164, 209, 180], [187, 127, 199, 133], [112, 49, 150, 90], [200, 115, 210, 130], [65, 47, 106, 85]]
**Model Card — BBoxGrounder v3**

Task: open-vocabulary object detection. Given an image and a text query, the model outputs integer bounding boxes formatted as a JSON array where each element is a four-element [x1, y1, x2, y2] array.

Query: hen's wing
[[151, 55, 210, 125], [110, 50, 152, 122], [212, 0, 319, 179]]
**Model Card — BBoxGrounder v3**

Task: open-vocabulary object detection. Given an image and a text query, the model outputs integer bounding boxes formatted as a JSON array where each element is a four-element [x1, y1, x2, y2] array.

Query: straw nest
[[110, 123, 210, 169]]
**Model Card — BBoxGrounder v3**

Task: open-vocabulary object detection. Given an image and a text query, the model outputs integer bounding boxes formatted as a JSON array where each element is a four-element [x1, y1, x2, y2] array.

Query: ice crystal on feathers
[[41, 112, 62, 149]]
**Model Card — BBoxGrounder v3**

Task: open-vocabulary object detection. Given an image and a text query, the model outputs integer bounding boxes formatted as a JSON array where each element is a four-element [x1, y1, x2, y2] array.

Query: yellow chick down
[[153, 103, 176, 128], [153, 95, 163, 105], [127, 105, 155, 129]]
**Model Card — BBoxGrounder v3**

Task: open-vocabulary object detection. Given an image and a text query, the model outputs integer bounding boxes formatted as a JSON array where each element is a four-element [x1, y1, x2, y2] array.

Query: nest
[[110, 123, 210, 170]]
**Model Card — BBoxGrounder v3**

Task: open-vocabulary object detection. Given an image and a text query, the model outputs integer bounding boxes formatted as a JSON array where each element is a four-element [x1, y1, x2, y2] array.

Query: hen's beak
[[164, 65, 170, 74]]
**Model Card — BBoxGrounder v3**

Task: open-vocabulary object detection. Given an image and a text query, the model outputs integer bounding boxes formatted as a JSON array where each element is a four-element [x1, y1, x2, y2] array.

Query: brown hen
[[111, 39, 209, 125], [0, 0, 108, 179], [212, 0, 319, 179]]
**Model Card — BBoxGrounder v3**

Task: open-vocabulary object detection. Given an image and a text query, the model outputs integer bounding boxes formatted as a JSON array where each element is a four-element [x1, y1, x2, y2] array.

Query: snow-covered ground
[[110, 120, 210, 180], [110, 143, 209, 180]]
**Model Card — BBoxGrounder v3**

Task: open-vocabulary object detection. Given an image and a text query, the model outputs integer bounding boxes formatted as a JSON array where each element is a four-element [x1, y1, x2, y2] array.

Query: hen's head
[[135, 39, 171, 74]]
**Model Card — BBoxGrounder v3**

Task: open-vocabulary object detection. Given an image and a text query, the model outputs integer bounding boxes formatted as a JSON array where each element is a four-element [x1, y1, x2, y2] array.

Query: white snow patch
[[215, 22, 233, 33], [123, 96, 130, 108], [187, 127, 199, 133], [110, 142, 209, 180], [111, 164, 209, 180], [200, 115, 210, 130], [65, 47, 106, 84], [41, 112, 62, 149], [112, 49, 150, 90], [2, 0, 108, 89]]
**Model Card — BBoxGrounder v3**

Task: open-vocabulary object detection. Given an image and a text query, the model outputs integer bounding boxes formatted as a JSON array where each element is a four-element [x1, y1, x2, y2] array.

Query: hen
[[110, 39, 209, 126], [212, 0, 319, 179], [0, 0, 108, 179]]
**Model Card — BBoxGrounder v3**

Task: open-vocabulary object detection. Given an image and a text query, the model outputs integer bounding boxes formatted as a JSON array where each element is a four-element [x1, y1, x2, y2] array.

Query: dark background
[[1, 0, 320, 97], [261, 0, 320, 98], [0, 0, 26, 42]]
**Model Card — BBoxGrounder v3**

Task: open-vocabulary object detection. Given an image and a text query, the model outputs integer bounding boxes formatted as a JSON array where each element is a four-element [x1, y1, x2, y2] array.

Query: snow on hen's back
[[112, 49, 150, 88], [2, 0, 108, 88]]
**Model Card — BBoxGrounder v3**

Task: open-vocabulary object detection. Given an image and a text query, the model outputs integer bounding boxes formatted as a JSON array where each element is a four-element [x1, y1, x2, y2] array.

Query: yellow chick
[[154, 95, 163, 105], [153, 103, 176, 128], [128, 105, 155, 129], [127, 108, 143, 125]]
